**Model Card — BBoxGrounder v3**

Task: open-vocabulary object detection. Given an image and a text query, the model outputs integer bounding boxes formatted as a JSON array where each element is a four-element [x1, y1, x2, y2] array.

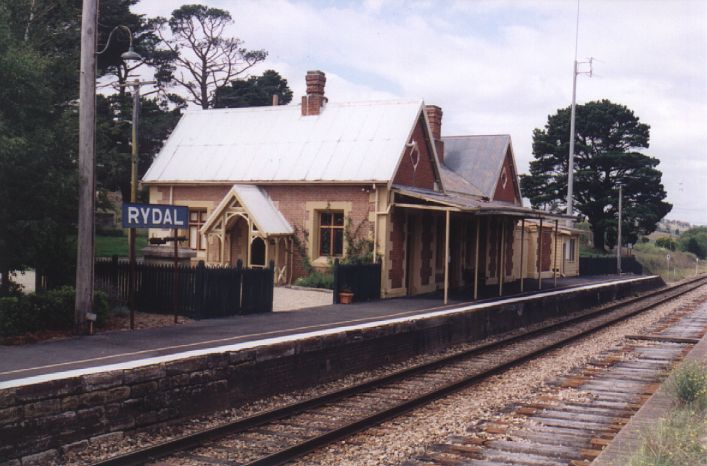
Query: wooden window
[[189, 209, 207, 250], [565, 238, 576, 262], [319, 211, 344, 257]]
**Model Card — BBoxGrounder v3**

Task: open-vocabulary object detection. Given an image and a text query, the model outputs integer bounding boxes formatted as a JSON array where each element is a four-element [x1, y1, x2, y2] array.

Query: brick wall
[[537, 229, 553, 272], [420, 213, 433, 286], [150, 184, 375, 280], [492, 150, 520, 204], [488, 219, 498, 279], [393, 117, 437, 190], [505, 221, 516, 277], [265, 185, 373, 278], [0, 276, 664, 464]]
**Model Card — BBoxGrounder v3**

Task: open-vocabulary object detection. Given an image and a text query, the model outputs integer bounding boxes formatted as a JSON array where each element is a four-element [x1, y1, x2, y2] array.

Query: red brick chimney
[[425, 105, 445, 164], [301, 70, 327, 116]]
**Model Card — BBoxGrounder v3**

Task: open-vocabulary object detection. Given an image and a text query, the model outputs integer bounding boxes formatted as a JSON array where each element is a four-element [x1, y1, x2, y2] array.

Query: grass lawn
[[96, 233, 148, 258]]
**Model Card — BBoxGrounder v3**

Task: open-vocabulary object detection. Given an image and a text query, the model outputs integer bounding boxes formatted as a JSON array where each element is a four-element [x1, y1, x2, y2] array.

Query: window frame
[[188, 209, 208, 251], [565, 238, 577, 262], [318, 210, 345, 258]]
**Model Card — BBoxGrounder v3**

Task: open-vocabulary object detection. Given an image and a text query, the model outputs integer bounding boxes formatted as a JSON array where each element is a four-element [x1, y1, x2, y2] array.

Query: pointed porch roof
[[201, 184, 293, 237]]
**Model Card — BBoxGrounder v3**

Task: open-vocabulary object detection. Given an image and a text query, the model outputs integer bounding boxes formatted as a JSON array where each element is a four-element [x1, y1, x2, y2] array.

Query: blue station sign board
[[122, 203, 189, 229]]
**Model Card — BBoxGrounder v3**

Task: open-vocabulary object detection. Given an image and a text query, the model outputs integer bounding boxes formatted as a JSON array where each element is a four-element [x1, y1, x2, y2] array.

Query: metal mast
[[566, 0, 592, 218]]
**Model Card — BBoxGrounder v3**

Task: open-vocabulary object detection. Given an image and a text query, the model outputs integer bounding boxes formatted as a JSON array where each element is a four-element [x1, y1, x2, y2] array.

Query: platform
[[1, 275, 638, 385], [0, 274, 664, 463]]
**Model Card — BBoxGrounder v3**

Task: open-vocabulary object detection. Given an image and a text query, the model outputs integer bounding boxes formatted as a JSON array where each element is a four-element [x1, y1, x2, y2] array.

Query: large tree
[[156, 4, 267, 109], [520, 100, 672, 251], [214, 69, 293, 108], [0, 1, 78, 293]]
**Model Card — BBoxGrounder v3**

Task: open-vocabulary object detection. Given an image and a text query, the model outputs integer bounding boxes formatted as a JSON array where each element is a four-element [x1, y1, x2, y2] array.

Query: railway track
[[94, 276, 707, 466], [407, 292, 707, 465]]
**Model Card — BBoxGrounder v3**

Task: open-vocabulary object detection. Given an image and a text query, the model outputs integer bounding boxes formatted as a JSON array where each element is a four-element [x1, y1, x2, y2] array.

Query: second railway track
[[94, 276, 707, 466]]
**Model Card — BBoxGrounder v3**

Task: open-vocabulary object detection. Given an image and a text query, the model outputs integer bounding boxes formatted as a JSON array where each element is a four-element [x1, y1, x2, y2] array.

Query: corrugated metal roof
[[143, 100, 424, 184], [201, 184, 293, 236], [392, 185, 570, 220], [233, 185, 293, 235], [441, 135, 511, 198]]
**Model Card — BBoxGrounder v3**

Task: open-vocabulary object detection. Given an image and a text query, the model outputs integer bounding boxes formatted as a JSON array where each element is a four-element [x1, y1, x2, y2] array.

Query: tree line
[[0, 0, 292, 294]]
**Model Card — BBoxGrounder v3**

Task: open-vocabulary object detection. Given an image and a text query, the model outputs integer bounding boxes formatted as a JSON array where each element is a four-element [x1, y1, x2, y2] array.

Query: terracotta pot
[[339, 292, 354, 304]]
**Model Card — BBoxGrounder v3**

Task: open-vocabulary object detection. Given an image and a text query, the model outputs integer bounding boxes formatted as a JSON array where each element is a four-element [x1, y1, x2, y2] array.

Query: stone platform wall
[[0, 276, 664, 464]]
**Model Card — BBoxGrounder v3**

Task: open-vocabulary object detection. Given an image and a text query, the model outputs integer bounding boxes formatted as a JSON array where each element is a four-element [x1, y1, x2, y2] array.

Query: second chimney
[[425, 105, 445, 164], [301, 70, 327, 116]]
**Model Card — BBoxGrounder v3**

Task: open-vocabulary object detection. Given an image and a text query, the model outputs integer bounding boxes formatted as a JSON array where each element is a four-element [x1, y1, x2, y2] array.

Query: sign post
[[122, 203, 189, 328]]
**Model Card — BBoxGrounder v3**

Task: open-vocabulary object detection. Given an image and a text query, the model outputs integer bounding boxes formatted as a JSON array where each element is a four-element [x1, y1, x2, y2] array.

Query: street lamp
[[75, 19, 142, 335], [97, 25, 143, 61], [98, 26, 156, 330]]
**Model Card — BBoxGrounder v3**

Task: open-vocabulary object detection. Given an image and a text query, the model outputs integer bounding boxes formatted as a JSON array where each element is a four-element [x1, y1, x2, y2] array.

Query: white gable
[[143, 100, 424, 184]]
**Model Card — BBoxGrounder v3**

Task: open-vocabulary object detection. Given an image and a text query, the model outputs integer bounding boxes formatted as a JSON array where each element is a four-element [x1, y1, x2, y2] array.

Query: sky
[[135, 0, 707, 226]]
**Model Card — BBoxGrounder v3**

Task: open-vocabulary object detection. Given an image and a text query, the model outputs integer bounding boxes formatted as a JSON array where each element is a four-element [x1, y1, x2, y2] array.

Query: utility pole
[[617, 185, 622, 275], [566, 0, 592, 220], [75, 0, 98, 334]]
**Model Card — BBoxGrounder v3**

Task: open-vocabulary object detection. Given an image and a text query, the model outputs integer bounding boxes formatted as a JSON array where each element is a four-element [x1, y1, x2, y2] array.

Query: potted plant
[[338, 286, 354, 304]]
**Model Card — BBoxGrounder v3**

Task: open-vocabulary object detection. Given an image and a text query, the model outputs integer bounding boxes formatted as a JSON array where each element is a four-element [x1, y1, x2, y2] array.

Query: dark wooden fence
[[579, 256, 643, 276], [332, 260, 382, 304], [95, 258, 273, 318]]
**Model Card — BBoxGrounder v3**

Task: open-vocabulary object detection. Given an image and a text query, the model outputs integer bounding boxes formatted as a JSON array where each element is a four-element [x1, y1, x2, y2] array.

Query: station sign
[[122, 203, 189, 229]]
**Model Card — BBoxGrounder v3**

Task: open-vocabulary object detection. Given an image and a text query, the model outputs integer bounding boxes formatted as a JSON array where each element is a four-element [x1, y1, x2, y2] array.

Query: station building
[[142, 70, 579, 300]]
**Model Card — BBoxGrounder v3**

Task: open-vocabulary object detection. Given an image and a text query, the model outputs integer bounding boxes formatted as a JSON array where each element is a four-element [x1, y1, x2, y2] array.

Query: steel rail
[[93, 276, 707, 466]]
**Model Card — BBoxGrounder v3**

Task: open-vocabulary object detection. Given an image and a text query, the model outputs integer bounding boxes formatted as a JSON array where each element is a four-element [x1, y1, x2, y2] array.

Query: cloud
[[134, 0, 707, 224]]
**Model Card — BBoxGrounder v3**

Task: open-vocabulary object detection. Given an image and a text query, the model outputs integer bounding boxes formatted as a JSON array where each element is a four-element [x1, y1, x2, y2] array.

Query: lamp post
[[96, 26, 151, 330], [75, 18, 142, 334], [119, 78, 155, 330]]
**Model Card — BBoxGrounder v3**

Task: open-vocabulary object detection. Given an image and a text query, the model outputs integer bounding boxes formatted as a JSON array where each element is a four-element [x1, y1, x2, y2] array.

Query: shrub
[[295, 271, 333, 289], [0, 297, 23, 336], [666, 361, 707, 411], [655, 236, 677, 251], [0, 287, 110, 338]]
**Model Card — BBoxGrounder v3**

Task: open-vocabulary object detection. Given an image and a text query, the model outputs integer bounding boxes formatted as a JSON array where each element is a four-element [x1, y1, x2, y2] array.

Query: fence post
[[111, 255, 118, 295], [376, 257, 382, 299], [195, 261, 205, 317], [333, 258, 340, 304], [267, 260, 275, 312], [236, 259, 244, 311]]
